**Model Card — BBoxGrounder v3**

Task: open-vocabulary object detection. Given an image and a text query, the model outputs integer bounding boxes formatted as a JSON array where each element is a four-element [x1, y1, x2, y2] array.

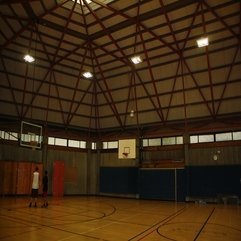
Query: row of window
[[190, 132, 241, 143], [142, 136, 183, 147], [48, 137, 88, 149], [1, 130, 241, 149]]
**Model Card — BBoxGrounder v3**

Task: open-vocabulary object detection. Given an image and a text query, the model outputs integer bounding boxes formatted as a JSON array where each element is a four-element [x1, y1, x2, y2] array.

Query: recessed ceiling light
[[23, 54, 35, 63], [197, 37, 209, 47], [72, 0, 92, 5], [82, 71, 93, 78], [130, 56, 142, 65]]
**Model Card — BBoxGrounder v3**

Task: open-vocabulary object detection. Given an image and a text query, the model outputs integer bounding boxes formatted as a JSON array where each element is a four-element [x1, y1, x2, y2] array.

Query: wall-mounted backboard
[[20, 121, 42, 149], [118, 139, 136, 159]]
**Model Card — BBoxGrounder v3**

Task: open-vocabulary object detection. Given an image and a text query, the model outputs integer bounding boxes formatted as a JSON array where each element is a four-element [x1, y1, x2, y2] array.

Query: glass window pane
[[148, 138, 161, 146], [142, 139, 148, 147], [190, 135, 198, 143], [92, 142, 96, 150], [9, 132, 18, 141], [215, 132, 232, 142], [35, 135, 41, 143], [102, 142, 108, 149], [176, 136, 183, 144], [162, 137, 175, 145], [68, 140, 80, 148], [55, 138, 67, 146], [5, 132, 10, 139], [233, 131, 241, 140], [108, 141, 118, 149], [199, 134, 214, 143], [48, 137, 55, 145], [21, 133, 30, 142], [80, 141, 86, 148]]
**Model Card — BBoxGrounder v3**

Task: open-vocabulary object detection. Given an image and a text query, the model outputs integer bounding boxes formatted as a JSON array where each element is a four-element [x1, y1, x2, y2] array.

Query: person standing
[[29, 166, 40, 208], [42, 170, 48, 207]]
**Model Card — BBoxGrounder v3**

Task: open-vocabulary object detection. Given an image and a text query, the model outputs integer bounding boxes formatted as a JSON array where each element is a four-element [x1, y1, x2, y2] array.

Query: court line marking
[[193, 207, 215, 241], [128, 206, 187, 240]]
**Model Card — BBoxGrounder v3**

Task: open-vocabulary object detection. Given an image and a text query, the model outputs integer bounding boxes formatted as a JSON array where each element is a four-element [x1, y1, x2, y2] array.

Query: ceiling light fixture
[[130, 56, 142, 65], [197, 37, 209, 47], [23, 54, 35, 63], [82, 71, 93, 79], [130, 109, 135, 118], [72, 0, 92, 5]]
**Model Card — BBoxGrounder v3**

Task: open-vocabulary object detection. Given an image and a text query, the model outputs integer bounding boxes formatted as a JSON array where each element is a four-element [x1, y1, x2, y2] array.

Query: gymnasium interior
[[0, 1, 241, 240]]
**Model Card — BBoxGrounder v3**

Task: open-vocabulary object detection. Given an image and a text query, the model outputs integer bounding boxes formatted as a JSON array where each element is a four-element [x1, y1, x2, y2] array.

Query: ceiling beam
[[90, 0, 198, 40], [0, 0, 38, 4]]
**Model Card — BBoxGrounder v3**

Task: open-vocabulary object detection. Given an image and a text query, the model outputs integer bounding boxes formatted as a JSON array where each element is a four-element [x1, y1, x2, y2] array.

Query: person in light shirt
[[29, 167, 40, 207]]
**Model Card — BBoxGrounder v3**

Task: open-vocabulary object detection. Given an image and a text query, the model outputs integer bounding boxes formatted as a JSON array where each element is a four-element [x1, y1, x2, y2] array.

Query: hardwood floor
[[0, 196, 240, 241]]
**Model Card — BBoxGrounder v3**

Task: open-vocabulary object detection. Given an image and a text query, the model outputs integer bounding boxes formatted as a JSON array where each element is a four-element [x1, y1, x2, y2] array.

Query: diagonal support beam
[[0, 0, 70, 50], [90, 43, 124, 129]]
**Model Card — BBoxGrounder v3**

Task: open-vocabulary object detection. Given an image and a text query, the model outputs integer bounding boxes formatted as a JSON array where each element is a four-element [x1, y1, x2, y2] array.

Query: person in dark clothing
[[42, 170, 48, 208]]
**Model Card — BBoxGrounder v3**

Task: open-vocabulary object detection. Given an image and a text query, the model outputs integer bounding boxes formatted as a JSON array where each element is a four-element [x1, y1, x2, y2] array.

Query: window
[[190, 134, 214, 143], [102, 142, 108, 149], [80, 141, 86, 149], [68, 140, 86, 148], [21, 133, 39, 143], [190, 135, 198, 143], [92, 142, 96, 150], [142, 139, 148, 147], [148, 138, 161, 146], [162, 137, 176, 146], [2, 131, 18, 141], [162, 136, 183, 145], [102, 141, 118, 149], [55, 138, 67, 146], [176, 136, 183, 144], [108, 141, 118, 149], [68, 139, 80, 148], [48, 137, 55, 145], [233, 131, 241, 140], [199, 134, 214, 143], [9, 132, 18, 141], [190, 131, 241, 143], [143, 136, 182, 147], [216, 132, 232, 142]]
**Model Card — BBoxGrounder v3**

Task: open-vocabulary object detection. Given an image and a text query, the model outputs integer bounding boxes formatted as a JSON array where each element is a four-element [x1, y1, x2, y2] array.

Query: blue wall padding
[[139, 169, 175, 200], [186, 165, 241, 197], [99, 167, 138, 194], [99, 165, 241, 200], [177, 169, 187, 201]]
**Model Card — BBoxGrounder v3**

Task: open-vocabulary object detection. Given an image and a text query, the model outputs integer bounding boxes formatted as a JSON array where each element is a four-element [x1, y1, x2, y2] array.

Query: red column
[[52, 161, 65, 197]]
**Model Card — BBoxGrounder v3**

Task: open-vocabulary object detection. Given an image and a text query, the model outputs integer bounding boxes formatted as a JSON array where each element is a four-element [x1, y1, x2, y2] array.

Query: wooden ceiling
[[0, 0, 240, 136]]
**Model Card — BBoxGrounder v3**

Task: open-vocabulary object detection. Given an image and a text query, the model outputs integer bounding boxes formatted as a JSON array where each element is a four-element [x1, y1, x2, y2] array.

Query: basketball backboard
[[20, 121, 42, 149], [118, 139, 136, 159]]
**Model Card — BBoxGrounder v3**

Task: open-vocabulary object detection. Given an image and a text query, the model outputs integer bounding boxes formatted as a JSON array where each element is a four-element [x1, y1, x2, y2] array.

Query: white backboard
[[118, 139, 136, 159]]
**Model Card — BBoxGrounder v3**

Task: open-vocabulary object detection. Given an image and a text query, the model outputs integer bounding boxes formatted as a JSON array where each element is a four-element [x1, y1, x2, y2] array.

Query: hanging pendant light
[[130, 109, 135, 118]]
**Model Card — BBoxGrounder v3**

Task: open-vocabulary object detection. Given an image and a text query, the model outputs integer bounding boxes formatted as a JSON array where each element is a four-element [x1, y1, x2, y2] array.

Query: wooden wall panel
[[0, 161, 42, 195], [16, 162, 32, 194], [3, 161, 18, 194], [0, 162, 5, 194]]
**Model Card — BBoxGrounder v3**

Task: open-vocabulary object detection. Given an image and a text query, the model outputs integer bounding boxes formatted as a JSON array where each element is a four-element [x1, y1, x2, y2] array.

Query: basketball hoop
[[122, 152, 129, 158]]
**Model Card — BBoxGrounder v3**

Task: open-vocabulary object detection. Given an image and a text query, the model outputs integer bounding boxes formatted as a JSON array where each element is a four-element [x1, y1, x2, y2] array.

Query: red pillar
[[52, 161, 65, 197]]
